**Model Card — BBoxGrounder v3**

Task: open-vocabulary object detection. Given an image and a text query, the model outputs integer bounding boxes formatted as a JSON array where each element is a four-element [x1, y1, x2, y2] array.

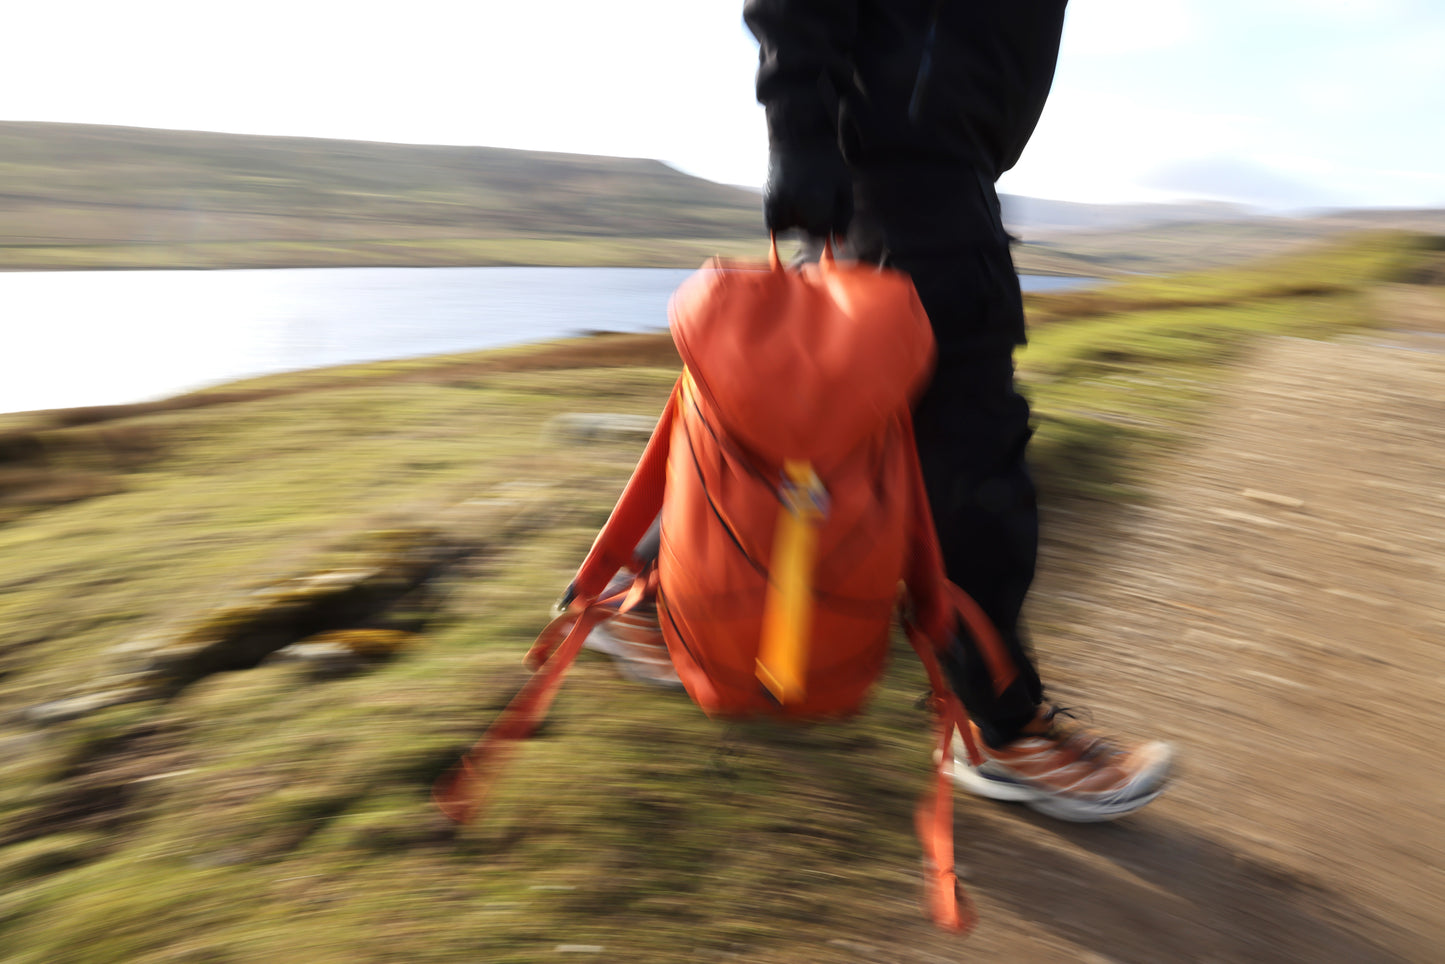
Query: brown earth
[[869, 330, 1444, 963]]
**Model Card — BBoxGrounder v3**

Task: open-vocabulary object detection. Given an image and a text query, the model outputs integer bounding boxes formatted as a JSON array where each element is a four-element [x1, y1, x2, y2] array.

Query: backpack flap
[[669, 242, 935, 467]]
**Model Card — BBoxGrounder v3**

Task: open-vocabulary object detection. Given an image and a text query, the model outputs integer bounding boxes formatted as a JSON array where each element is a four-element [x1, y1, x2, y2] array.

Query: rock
[[547, 413, 655, 445], [264, 642, 366, 680], [265, 641, 357, 663], [110, 533, 462, 691], [22, 688, 149, 726], [294, 629, 416, 658]]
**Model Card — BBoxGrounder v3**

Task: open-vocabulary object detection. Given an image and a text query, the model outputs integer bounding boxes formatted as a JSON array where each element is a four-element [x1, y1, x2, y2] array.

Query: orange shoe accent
[[951, 706, 1175, 822]]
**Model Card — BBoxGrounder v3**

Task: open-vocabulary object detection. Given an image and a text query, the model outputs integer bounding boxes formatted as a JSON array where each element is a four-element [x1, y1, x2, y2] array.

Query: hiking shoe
[[949, 706, 1174, 822], [557, 572, 682, 690]]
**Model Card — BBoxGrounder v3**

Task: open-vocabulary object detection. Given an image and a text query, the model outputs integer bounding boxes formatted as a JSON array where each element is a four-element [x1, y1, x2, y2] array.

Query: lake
[[0, 266, 1096, 415]]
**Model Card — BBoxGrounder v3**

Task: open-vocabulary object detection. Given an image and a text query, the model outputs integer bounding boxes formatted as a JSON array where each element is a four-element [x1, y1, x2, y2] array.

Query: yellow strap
[[757, 460, 828, 704]]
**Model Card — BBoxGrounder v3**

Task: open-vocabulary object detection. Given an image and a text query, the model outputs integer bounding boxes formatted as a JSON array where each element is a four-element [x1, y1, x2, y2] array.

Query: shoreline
[[0, 243, 1099, 278]]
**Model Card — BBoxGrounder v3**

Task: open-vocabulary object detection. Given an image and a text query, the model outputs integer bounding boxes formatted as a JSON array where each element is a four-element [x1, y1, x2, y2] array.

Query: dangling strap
[[526, 564, 656, 670], [433, 581, 630, 823], [434, 379, 677, 825], [906, 622, 980, 934], [896, 406, 1008, 933]]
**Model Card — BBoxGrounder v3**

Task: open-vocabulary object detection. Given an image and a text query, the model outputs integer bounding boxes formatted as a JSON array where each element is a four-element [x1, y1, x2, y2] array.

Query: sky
[[3, 0, 1443, 211]]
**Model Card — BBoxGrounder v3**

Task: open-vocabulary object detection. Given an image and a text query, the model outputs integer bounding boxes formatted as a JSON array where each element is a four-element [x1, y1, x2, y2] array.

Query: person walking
[[743, 0, 1173, 821]]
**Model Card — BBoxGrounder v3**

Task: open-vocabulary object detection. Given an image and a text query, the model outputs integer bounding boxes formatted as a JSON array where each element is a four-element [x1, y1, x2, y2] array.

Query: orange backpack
[[435, 242, 1015, 931]]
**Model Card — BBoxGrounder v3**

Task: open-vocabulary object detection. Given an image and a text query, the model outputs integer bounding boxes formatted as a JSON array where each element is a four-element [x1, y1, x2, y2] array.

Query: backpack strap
[[905, 622, 980, 933], [897, 411, 1014, 932], [433, 593, 619, 823], [561, 377, 680, 607], [434, 380, 680, 824]]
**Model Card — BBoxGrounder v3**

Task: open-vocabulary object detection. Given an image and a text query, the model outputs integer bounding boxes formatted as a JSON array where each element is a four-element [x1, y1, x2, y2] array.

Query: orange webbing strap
[[947, 583, 1016, 697], [757, 460, 827, 704], [906, 622, 979, 933], [433, 585, 625, 824], [436, 376, 678, 824], [525, 567, 654, 670], [566, 379, 678, 606]]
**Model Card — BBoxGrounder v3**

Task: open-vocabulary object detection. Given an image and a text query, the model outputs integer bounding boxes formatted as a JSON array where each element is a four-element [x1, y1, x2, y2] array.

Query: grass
[[1022, 229, 1420, 326], [1017, 231, 1427, 500], [0, 230, 1436, 962]]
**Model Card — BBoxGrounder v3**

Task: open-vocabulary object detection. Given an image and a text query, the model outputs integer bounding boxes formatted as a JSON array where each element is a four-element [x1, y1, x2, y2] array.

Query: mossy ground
[[0, 232, 1433, 962]]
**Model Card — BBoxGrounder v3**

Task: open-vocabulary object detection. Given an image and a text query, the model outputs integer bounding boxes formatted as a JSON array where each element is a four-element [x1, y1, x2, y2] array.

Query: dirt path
[[896, 333, 1445, 962]]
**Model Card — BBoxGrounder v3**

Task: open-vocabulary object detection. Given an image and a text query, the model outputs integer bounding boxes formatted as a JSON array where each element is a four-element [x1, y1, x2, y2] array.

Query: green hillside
[[4, 121, 1442, 275], [0, 122, 766, 269]]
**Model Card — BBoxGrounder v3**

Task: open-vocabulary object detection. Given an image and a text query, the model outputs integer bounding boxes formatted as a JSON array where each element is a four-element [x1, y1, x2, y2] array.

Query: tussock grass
[[1018, 231, 1429, 500], [1023, 229, 1421, 327]]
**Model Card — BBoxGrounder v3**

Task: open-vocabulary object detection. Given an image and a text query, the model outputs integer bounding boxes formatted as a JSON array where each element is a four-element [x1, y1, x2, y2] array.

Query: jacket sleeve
[[743, 0, 859, 150]]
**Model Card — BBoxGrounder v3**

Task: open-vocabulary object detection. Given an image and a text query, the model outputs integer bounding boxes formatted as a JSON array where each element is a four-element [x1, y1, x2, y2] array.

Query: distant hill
[[0, 121, 765, 269], [1014, 209, 1445, 277], [0, 121, 1439, 273], [999, 195, 1257, 235], [1002, 195, 1445, 275]]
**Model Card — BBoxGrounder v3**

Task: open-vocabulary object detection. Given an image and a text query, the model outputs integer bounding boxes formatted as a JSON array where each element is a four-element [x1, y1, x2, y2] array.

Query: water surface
[[1, 266, 1095, 414]]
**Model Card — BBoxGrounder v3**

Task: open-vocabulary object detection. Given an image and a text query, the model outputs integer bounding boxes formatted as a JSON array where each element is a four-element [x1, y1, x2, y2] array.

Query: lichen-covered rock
[[58, 493, 569, 719]]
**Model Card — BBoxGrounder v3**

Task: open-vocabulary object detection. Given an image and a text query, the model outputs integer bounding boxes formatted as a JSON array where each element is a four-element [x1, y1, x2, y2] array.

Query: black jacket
[[745, 0, 1067, 252]]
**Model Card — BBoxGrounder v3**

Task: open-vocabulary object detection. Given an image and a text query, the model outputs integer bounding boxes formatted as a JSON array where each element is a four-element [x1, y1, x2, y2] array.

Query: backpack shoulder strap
[[434, 379, 681, 825], [897, 411, 1017, 932], [434, 579, 630, 823], [561, 377, 680, 607]]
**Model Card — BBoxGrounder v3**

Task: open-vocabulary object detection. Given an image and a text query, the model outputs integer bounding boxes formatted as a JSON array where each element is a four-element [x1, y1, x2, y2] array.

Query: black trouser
[[909, 331, 1045, 747], [800, 162, 1049, 744], [851, 202, 1047, 747]]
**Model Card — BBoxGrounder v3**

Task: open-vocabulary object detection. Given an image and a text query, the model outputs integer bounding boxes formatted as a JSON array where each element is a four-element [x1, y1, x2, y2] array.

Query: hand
[[763, 145, 854, 237]]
